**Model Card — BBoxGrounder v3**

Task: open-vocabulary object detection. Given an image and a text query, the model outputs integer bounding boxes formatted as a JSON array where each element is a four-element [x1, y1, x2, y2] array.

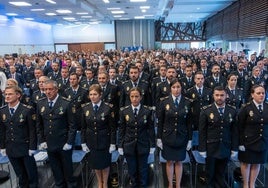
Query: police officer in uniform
[[0, 86, 38, 188], [31, 76, 49, 109], [204, 64, 227, 90], [118, 87, 155, 188], [237, 85, 268, 188], [36, 80, 77, 188], [199, 86, 238, 188], [185, 71, 212, 130]]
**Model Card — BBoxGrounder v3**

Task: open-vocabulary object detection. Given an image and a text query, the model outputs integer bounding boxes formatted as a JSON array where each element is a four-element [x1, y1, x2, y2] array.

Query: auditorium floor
[[1, 154, 267, 188]]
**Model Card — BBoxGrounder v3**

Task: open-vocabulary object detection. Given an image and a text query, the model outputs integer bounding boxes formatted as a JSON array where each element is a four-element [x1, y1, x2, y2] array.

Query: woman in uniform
[[118, 87, 155, 188], [81, 84, 116, 188], [238, 85, 268, 188], [157, 78, 192, 188], [225, 73, 244, 109]]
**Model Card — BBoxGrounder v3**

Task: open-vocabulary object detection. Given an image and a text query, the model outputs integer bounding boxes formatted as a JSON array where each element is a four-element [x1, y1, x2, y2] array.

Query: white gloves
[[150, 148, 155, 154], [63, 143, 72, 151], [157, 139, 163, 150], [199, 151, 207, 158], [231, 150, 238, 160], [109, 144, 116, 153], [29, 150, 36, 156], [239, 145, 245, 151], [0, 149, 6, 156], [81, 143, 90, 153], [186, 140, 192, 151], [118, 148, 124, 155], [39, 142, 48, 150]]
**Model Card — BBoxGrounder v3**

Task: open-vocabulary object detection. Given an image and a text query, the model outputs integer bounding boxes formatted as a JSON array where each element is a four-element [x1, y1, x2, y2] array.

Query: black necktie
[[258, 105, 263, 113], [49, 101, 53, 109], [215, 78, 219, 83], [218, 107, 224, 116], [134, 108, 138, 117], [174, 97, 179, 108], [10, 108, 15, 116], [73, 90, 77, 95], [134, 82, 137, 87], [63, 79, 67, 84], [162, 78, 165, 82], [94, 105, 98, 112], [198, 89, 202, 96], [231, 90, 235, 95]]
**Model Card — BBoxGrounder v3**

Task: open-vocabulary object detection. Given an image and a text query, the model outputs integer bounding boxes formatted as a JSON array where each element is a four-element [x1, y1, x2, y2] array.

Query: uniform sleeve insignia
[[249, 110, 254, 117], [210, 113, 214, 119], [32, 114, 36, 120], [41, 106, 45, 113], [166, 104, 170, 110], [125, 115, 129, 121]]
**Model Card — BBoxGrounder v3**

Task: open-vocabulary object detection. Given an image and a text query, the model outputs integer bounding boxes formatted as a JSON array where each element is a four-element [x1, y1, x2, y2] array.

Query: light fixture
[[63, 17, 76, 21], [76, 12, 88, 15], [6, 13, 18, 16], [130, 0, 146, 2], [46, 13, 56, 16], [31, 9, 45, 11], [141, 9, 146, 13], [56, 9, 72, 14], [134, 16, 145, 19], [46, 0, 56, 4], [103, 0, 110, 3], [9, 2, 32, 6], [107, 7, 121, 10], [111, 10, 125, 14], [81, 15, 92, 18], [140, 6, 150, 9], [113, 15, 122, 18]]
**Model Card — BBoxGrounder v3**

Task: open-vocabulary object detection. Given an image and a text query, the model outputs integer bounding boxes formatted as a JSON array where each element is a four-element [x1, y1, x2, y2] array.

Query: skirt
[[87, 149, 111, 170], [162, 144, 186, 161], [238, 149, 267, 164]]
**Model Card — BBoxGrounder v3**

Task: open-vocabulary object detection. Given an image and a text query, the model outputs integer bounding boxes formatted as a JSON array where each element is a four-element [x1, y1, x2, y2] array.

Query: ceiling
[[0, 0, 238, 25]]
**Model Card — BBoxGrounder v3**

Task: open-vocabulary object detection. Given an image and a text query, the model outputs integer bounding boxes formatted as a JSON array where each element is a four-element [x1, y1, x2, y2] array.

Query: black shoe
[[0, 170, 9, 184]]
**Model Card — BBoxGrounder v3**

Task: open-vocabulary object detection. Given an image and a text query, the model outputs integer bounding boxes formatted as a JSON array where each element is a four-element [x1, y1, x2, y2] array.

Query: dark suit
[[155, 81, 171, 108], [8, 72, 24, 89], [81, 102, 116, 150], [56, 78, 70, 95], [225, 87, 244, 109], [29, 79, 39, 95], [0, 103, 38, 188], [36, 96, 77, 188], [157, 96, 192, 150], [238, 101, 268, 155], [185, 86, 212, 130], [119, 105, 155, 187], [245, 77, 266, 102], [204, 76, 227, 90], [47, 71, 61, 81], [31, 90, 46, 109], [199, 103, 238, 188], [79, 78, 98, 90], [179, 76, 195, 94], [63, 86, 89, 130], [22, 66, 35, 88]]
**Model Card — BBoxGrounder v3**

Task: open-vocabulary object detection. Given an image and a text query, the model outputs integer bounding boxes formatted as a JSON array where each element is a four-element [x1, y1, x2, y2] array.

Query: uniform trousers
[[9, 155, 38, 188], [205, 157, 228, 188], [47, 149, 76, 188], [125, 153, 149, 188]]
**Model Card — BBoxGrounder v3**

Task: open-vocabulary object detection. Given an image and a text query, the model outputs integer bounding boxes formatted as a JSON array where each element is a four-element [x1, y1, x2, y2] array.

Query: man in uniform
[[0, 86, 38, 188], [36, 80, 77, 188], [204, 63, 227, 90], [199, 86, 238, 188]]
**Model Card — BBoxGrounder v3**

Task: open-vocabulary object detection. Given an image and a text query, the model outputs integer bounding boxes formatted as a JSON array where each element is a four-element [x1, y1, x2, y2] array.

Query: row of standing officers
[[0, 69, 267, 188]]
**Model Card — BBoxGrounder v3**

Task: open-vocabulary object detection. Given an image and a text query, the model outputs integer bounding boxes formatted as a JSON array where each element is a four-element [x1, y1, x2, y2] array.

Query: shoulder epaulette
[[0, 105, 7, 109], [160, 96, 169, 101], [33, 90, 39, 94], [185, 97, 193, 102], [81, 102, 90, 108], [202, 104, 212, 110], [120, 105, 129, 111], [62, 96, 71, 101], [227, 104, 236, 110], [105, 102, 114, 108]]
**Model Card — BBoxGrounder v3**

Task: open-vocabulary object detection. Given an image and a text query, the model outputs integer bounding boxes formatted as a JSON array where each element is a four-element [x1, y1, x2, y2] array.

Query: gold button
[[175, 129, 177, 131], [49, 114, 52, 117], [49, 126, 52, 128], [260, 129, 263, 132], [260, 134, 262, 136], [175, 123, 177, 126], [94, 127, 97, 130], [261, 119, 264, 121], [11, 139, 14, 141], [49, 120, 52, 122], [135, 122, 137, 125], [220, 138, 222, 141]]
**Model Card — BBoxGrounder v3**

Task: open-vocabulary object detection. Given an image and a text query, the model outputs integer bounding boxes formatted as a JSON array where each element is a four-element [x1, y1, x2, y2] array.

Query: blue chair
[[159, 151, 193, 188], [0, 153, 12, 187]]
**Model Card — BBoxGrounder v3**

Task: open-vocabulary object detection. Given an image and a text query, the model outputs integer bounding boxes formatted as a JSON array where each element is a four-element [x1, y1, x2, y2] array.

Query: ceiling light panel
[[46, 0, 56, 4], [111, 10, 125, 14], [9, 2, 32, 6], [56, 9, 72, 14]]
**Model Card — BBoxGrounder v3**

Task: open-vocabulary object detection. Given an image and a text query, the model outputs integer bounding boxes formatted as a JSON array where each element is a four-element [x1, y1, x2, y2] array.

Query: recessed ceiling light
[[46, 13, 56, 16], [141, 9, 146, 13], [144, 15, 153, 17], [6, 13, 18, 16], [46, 0, 56, 4], [76, 12, 88, 15], [9, 2, 32, 6], [130, 0, 146, 2], [113, 15, 122, 18], [103, 0, 109, 3], [197, 7, 200, 10], [107, 7, 121, 10], [140, 6, 150, 9], [63, 17, 76, 21], [111, 10, 125, 14], [56, 9, 72, 14], [31, 9, 45, 11], [81, 15, 92, 18], [24, 18, 34, 21], [134, 16, 145, 19], [119, 18, 130, 20]]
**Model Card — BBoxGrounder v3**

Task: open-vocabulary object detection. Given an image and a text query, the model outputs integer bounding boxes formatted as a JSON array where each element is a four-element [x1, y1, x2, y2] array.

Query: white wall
[[0, 16, 54, 55], [52, 23, 115, 43]]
